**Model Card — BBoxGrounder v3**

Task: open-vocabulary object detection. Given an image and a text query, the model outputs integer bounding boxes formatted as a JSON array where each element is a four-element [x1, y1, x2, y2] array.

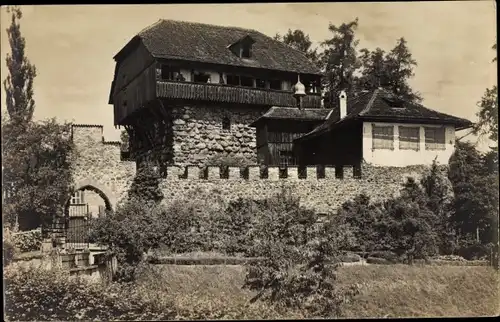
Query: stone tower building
[[108, 19, 323, 173]]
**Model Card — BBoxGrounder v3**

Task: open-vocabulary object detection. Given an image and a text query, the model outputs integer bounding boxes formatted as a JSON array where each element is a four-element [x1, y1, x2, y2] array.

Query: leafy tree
[[320, 18, 361, 108], [358, 38, 422, 103], [420, 160, 456, 254], [448, 141, 499, 245], [2, 6, 74, 232], [120, 129, 129, 152], [244, 190, 358, 317], [473, 43, 498, 175], [474, 86, 498, 143], [1, 117, 75, 230], [337, 194, 383, 253], [127, 164, 164, 206], [3, 6, 37, 127], [274, 29, 320, 67], [358, 47, 389, 90]]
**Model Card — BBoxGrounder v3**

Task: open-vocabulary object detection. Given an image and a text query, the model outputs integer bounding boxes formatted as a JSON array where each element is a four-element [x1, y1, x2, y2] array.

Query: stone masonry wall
[[71, 125, 136, 207], [71, 124, 433, 213], [157, 165, 429, 214], [171, 104, 267, 166]]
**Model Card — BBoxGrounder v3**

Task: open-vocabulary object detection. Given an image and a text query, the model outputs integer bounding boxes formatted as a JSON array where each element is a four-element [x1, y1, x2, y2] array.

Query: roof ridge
[[137, 19, 164, 35], [156, 19, 261, 34], [359, 89, 380, 116]]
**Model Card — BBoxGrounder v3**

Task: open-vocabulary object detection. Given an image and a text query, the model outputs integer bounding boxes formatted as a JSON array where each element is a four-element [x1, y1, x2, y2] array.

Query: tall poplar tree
[[3, 6, 37, 127]]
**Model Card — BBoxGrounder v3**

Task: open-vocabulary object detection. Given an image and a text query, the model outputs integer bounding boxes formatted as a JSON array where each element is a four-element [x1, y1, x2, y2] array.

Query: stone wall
[[71, 125, 136, 207], [157, 165, 430, 214], [71, 124, 433, 214], [170, 104, 267, 166]]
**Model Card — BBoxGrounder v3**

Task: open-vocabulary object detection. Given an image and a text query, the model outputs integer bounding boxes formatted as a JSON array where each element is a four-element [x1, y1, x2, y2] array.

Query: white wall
[[362, 122, 456, 167]]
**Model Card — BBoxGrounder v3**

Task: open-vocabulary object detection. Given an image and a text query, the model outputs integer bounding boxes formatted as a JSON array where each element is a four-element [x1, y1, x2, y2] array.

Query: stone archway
[[64, 179, 116, 217], [61, 180, 115, 248]]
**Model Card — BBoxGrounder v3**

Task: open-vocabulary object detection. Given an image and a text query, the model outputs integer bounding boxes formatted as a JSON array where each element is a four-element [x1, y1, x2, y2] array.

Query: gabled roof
[[249, 106, 332, 127], [297, 88, 474, 142], [114, 19, 321, 76]]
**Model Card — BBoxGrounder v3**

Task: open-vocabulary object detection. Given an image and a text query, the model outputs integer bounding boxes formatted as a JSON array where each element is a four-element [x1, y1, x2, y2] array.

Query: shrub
[[340, 178, 441, 263], [243, 190, 359, 318], [11, 228, 42, 253], [3, 265, 177, 321], [215, 197, 259, 255], [3, 239, 16, 266], [89, 199, 169, 281], [456, 241, 494, 260]]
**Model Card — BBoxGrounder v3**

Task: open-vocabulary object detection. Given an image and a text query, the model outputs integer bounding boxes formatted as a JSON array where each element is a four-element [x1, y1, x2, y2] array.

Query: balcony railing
[[156, 80, 322, 108]]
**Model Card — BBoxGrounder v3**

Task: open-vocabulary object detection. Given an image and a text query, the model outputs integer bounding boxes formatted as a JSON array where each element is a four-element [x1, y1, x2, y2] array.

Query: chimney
[[339, 90, 347, 119]]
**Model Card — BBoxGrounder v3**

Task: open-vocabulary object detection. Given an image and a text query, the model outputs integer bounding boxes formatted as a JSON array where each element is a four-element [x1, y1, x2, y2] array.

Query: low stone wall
[[11, 250, 117, 282], [157, 164, 431, 214], [71, 124, 440, 214]]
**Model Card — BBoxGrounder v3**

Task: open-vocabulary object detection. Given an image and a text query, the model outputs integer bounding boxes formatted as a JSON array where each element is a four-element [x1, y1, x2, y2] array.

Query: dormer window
[[383, 96, 405, 109], [241, 45, 251, 58], [228, 35, 256, 59]]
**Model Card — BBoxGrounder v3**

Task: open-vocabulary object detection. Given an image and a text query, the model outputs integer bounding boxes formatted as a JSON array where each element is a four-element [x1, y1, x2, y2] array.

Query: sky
[[0, 2, 497, 148]]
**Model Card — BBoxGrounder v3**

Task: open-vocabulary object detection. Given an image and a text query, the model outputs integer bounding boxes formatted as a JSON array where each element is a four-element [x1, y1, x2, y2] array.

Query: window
[[222, 116, 231, 130], [372, 125, 394, 150], [399, 126, 420, 151], [279, 150, 296, 167], [269, 79, 281, 90], [160, 65, 180, 81], [241, 46, 251, 58], [240, 76, 254, 87], [70, 190, 85, 205], [226, 74, 240, 86], [193, 71, 211, 83], [256, 79, 266, 89], [425, 127, 446, 150]]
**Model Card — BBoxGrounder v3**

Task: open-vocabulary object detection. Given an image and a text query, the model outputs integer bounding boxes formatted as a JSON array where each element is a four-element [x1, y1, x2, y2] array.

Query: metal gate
[[66, 204, 91, 250]]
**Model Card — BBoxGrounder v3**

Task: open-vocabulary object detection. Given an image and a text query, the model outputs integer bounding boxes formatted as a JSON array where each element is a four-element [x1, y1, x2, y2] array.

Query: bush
[[339, 178, 441, 263], [243, 190, 359, 318], [11, 228, 42, 253], [3, 265, 176, 321], [3, 239, 16, 266], [456, 241, 494, 260]]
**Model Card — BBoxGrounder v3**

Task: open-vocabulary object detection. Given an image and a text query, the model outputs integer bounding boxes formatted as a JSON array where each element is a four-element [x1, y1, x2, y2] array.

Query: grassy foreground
[[137, 264, 500, 318]]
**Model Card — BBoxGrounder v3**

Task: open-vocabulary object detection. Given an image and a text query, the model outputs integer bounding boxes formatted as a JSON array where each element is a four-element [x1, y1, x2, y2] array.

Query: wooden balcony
[[156, 80, 322, 108]]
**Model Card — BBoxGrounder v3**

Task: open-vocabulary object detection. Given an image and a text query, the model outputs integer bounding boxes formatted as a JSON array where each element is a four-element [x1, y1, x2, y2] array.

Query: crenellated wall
[[71, 125, 136, 206], [71, 124, 433, 214]]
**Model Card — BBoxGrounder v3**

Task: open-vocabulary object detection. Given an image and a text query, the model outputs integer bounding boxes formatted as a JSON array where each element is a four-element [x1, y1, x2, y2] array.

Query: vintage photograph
[[2, 2, 498, 320]]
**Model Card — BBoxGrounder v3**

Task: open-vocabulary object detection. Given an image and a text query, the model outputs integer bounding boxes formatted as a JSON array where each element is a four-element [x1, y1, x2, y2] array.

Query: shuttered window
[[70, 191, 85, 204], [425, 127, 446, 150], [399, 126, 420, 151], [372, 125, 394, 150]]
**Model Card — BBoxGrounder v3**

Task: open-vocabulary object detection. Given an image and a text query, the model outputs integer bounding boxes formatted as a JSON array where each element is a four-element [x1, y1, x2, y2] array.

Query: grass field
[[136, 263, 500, 318]]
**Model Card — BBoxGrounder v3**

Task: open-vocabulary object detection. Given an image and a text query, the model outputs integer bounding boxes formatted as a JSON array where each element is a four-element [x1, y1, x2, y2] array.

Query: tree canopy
[[274, 19, 423, 106], [2, 6, 74, 231], [3, 6, 37, 127]]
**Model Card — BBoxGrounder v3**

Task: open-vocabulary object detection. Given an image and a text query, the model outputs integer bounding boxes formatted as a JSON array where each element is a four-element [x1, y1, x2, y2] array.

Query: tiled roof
[[115, 19, 321, 75], [297, 88, 474, 141], [249, 106, 332, 127]]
